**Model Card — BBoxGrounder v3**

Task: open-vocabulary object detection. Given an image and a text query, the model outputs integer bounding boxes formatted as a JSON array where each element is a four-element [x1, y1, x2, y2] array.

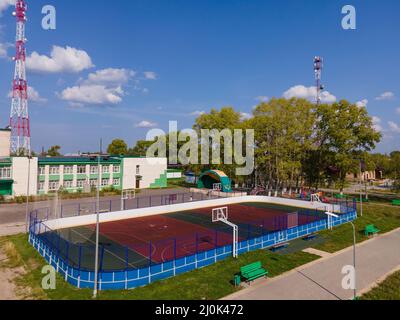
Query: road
[[0, 188, 190, 236], [224, 228, 400, 300]]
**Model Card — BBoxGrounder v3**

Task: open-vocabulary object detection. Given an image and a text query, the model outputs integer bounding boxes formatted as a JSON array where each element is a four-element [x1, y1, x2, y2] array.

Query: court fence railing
[[28, 198, 357, 278]]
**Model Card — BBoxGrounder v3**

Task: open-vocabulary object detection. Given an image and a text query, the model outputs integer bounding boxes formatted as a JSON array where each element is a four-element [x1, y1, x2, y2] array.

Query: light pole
[[325, 211, 357, 300], [93, 150, 101, 298], [359, 161, 363, 217], [25, 153, 32, 233]]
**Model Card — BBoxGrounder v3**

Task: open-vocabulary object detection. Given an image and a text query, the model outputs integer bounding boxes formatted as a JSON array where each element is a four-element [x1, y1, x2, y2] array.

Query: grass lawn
[[0, 234, 318, 300], [311, 202, 400, 253], [362, 271, 400, 300]]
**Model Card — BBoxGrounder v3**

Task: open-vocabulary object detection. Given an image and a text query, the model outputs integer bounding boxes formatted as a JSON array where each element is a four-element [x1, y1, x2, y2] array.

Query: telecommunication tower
[[10, 0, 30, 156], [313, 56, 324, 106]]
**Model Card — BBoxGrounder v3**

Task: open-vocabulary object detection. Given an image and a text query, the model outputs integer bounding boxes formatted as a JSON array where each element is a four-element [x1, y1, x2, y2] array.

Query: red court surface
[[92, 215, 233, 263]]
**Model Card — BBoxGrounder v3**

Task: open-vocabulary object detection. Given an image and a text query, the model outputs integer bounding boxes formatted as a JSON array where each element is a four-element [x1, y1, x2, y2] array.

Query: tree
[[107, 139, 128, 156], [47, 145, 62, 157], [128, 140, 153, 157]]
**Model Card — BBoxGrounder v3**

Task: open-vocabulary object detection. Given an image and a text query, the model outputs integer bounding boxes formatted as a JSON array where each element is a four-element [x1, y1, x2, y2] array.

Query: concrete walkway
[[224, 228, 400, 300]]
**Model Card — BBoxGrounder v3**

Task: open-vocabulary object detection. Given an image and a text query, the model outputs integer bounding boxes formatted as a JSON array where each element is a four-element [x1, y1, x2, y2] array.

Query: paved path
[[224, 229, 400, 300]]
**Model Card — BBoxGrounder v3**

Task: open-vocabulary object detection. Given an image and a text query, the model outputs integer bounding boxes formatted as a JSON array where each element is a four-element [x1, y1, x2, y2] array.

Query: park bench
[[270, 242, 290, 252], [392, 200, 400, 206], [239, 261, 268, 283], [364, 224, 380, 237]]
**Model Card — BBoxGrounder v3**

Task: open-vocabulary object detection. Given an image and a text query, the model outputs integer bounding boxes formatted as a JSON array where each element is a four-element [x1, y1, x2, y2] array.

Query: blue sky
[[0, 0, 399, 153]]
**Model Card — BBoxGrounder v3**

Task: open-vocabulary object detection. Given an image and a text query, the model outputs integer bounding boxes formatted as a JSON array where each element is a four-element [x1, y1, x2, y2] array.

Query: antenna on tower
[[10, 0, 31, 156], [314, 56, 324, 106]]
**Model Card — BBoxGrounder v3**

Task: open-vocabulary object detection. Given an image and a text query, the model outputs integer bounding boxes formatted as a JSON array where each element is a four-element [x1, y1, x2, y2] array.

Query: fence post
[[125, 246, 129, 271], [78, 245, 82, 269], [109, 200, 112, 212], [149, 241, 152, 267], [174, 238, 177, 261], [66, 242, 70, 264], [100, 246, 105, 272], [195, 233, 199, 255], [78, 203, 81, 216]]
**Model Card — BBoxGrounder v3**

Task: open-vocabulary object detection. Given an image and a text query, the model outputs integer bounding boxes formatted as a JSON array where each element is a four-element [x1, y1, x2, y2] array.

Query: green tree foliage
[[46, 145, 62, 157], [107, 139, 128, 156]]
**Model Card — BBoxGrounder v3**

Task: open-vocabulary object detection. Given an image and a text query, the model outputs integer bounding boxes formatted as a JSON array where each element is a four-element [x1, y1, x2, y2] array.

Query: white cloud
[[26, 46, 94, 73], [143, 71, 157, 80], [372, 116, 383, 132], [134, 120, 158, 128], [388, 121, 400, 133], [28, 86, 47, 103], [255, 96, 269, 102], [376, 92, 395, 101], [8, 86, 47, 103], [85, 68, 135, 85], [240, 112, 252, 120], [283, 85, 337, 104], [190, 110, 206, 116], [0, 0, 14, 15], [356, 99, 368, 108], [60, 85, 124, 105]]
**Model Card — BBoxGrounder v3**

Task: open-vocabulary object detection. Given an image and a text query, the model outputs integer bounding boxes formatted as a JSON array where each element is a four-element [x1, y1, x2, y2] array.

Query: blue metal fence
[[28, 198, 358, 290]]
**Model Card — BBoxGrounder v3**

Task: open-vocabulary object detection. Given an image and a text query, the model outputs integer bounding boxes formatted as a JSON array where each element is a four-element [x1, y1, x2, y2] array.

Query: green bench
[[392, 200, 400, 206], [240, 261, 268, 283], [364, 224, 380, 237]]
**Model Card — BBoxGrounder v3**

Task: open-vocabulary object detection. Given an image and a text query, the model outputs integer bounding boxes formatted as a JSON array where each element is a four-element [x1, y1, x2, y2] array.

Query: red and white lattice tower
[[10, 0, 30, 156], [313, 56, 324, 106]]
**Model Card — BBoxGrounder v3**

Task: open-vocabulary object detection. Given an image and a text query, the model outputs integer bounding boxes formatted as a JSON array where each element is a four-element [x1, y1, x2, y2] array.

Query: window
[[39, 167, 46, 175], [38, 182, 44, 191], [77, 180, 85, 188], [49, 166, 59, 175], [101, 179, 109, 187], [90, 166, 99, 174], [113, 178, 120, 186], [77, 166, 86, 174], [90, 179, 98, 187], [0, 167, 11, 179], [64, 166, 73, 174], [136, 165, 140, 175], [102, 165, 109, 174], [113, 165, 120, 174], [49, 181, 59, 191], [63, 180, 73, 189]]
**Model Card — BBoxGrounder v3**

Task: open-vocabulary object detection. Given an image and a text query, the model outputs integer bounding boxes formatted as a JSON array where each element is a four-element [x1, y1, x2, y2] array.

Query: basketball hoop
[[121, 189, 136, 211], [212, 207, 238, 258]]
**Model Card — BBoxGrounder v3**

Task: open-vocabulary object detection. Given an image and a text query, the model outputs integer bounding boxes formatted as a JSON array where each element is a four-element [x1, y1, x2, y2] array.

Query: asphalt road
[[224, 228, 400, 300]]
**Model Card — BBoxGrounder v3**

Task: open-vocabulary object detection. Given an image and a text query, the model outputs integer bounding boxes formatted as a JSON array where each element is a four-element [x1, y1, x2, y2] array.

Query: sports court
[[38, 202, 327, 272]]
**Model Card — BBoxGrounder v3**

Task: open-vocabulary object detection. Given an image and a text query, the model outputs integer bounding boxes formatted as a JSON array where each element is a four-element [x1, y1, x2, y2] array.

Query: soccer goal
[[212, 207, 238, 258], [311, 193, 322, 203], [121, 189, 136, 211]]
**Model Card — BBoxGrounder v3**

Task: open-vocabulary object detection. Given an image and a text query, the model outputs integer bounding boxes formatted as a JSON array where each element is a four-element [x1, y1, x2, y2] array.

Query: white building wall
[[0, 130, 11, 157], [12, 157, 38, 196], [122, 158, 167, 190]]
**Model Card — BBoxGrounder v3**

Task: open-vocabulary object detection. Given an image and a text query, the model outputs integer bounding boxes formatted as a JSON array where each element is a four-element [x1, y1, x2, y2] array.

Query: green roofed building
[[0, 155, 168, 198]]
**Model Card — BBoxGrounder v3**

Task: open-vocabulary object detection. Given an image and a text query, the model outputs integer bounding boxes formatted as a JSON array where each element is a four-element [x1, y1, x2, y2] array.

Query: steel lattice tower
[[10, 0, 30, 156], [313, 56, 324, 106]]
